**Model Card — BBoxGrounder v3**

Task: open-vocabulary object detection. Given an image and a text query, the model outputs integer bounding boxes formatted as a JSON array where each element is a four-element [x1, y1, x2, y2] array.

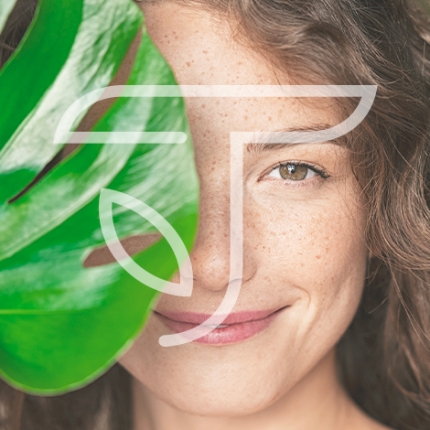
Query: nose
[[188, 184, 256, 292], [189, 188, 232, 292]]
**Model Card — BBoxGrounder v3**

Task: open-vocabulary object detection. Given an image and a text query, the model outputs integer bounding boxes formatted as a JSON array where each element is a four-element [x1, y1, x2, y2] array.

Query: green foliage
[[0, 0, 199, 394]]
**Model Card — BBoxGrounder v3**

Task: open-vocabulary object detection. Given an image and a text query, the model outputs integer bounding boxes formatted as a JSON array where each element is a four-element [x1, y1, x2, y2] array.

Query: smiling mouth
[[153, 306, 289, 345]]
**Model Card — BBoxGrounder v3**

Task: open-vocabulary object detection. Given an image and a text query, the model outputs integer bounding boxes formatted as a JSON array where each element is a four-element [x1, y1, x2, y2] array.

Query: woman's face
[[119, 2, 369, 416]]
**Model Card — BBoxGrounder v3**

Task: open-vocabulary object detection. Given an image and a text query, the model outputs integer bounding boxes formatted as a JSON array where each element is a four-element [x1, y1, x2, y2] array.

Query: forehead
[[142, 2, 286, 85], [142, 2, 343, 154]]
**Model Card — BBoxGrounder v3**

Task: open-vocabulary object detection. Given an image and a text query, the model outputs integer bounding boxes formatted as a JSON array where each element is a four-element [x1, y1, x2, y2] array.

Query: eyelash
[[264, 161, 330, 184]]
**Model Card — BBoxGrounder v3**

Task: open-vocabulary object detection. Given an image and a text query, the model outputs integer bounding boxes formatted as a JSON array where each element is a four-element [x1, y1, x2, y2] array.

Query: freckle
[[202, 50, 208, 54], [186, 62, 191, 67], [268, 116, 272, 121], [316, 255, 321, 260], [201, 104, 206, 108], [244, 115, 248, 120]]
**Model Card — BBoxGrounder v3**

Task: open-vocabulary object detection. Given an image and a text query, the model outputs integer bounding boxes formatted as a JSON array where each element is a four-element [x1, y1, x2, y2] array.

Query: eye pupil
[[279, 163, 308, 181]]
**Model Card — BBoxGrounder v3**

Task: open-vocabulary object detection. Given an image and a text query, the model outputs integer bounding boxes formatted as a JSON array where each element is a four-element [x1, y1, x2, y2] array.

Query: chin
[[121, 341, 286, 417], [149, 379, 280, 417]]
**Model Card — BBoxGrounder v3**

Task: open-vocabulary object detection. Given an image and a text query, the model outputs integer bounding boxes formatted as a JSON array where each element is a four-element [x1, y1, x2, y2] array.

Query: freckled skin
[[116, 3, 393, 430]]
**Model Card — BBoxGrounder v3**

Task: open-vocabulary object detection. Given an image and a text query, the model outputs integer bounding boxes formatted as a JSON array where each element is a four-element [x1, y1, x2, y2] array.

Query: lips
[[154, 306, 288, 345]]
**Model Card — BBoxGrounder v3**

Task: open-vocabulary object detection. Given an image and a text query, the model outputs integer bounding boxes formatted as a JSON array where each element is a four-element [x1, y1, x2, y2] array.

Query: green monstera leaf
[[0, 0, 199, 394]]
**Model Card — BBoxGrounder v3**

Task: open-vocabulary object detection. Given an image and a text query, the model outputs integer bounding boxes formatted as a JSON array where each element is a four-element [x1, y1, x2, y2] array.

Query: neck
[[131, 349, 373, 430]]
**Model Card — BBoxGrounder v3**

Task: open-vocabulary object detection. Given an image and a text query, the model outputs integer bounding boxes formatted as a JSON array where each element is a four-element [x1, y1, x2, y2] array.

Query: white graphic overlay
[[55, 85, 377, 347], [99, 188, 193, 297]]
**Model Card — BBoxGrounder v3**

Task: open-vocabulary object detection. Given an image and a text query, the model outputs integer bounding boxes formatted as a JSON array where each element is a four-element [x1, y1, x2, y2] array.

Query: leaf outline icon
[[99, 188, 193, 297]]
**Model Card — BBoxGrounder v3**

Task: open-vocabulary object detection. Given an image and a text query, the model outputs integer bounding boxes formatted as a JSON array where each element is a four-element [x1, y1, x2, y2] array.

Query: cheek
[[246, 188, 368, 345]]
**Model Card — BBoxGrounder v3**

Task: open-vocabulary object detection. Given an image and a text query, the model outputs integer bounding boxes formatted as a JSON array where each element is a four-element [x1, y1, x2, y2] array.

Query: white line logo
[[55, 85, 377, 347]]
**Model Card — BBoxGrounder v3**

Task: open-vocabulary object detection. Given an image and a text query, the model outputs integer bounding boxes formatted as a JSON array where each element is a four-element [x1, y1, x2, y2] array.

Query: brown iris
[[279, 163, 308, 181]]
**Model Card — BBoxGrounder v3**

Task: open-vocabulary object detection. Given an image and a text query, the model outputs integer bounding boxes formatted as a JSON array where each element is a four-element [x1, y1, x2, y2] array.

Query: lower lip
[[155, 308, 286, 345]]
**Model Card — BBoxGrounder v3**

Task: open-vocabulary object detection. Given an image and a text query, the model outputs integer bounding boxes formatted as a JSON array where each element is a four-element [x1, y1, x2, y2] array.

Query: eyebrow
[[245, 124, 347, 154]]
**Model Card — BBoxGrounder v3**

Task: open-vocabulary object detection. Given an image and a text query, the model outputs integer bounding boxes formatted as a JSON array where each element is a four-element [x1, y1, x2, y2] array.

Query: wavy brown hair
[[1, 0, 430, 429]]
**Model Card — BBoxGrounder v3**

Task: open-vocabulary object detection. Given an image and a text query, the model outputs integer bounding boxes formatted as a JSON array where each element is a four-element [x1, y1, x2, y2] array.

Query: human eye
[[265, 161, 330, 184]]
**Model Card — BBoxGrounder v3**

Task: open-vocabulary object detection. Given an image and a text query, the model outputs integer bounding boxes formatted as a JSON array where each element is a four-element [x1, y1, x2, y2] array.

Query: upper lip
[[153, 306, 287, 325]]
